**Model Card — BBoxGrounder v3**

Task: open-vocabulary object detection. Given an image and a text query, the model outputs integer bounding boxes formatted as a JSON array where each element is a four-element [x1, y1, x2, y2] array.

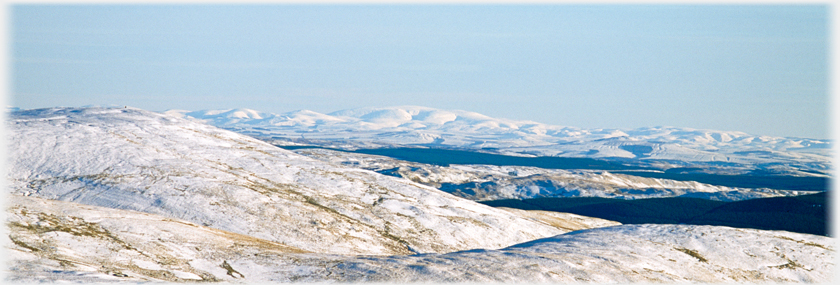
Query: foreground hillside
[[7, 195, 833, 283], [6, 107, 564, 255]]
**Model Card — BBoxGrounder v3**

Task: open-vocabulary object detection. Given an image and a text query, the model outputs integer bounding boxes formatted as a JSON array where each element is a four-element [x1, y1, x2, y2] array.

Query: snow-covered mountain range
[[5, 106, 835, 282], [168, 106, 831, 176]]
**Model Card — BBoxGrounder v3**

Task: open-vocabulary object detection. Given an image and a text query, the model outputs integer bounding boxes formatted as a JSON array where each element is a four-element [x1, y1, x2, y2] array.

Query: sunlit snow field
[[5, 106, 834, 282]]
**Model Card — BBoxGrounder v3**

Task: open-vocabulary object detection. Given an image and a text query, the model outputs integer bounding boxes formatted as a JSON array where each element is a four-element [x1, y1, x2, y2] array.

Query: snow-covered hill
[[6, 106, 835, 283], [7, 196, 833, 283], [168, 106, 831, 176], [7, 107, 567, 255]]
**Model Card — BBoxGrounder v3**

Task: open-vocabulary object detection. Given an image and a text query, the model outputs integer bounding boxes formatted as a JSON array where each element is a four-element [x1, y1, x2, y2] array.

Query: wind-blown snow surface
[[170, 106, 831, 176], [7, 196, 833, 283], [7, 107, 566, 255]]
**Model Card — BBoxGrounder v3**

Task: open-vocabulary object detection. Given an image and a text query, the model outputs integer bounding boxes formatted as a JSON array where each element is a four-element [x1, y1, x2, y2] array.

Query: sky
[[9, 4, 831, 139]]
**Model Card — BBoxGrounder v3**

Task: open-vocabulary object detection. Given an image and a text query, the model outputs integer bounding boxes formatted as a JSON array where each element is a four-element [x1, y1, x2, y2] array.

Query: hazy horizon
[[10, 4, 830, 139]]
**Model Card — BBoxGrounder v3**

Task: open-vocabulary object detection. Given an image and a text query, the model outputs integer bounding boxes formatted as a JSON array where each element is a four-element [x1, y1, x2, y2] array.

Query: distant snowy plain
[[5, 106, 835, 282], [169, 106, 831, 177]]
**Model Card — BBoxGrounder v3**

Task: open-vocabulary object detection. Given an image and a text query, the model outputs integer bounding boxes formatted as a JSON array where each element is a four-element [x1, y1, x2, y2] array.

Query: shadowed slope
[[480, 192, 829, 236]]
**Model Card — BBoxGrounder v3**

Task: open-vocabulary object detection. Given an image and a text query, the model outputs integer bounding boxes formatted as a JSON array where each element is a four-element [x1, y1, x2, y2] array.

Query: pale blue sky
[[10, 4, 829, 138]]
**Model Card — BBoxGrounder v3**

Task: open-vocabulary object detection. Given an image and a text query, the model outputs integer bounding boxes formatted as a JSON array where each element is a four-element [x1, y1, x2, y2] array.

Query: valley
[[482, 192, 829, 236]]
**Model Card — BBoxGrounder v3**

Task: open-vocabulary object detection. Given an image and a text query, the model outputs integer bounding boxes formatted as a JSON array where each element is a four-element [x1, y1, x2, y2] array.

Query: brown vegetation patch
[[674, 247, 708, 263]]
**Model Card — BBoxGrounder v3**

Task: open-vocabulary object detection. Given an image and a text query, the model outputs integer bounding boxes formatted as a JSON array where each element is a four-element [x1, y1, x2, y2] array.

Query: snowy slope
[[7, 107, 566, 255], [7, 195, 308, 282], [7, 196, 833, 283], [169, 106, 831, 175]]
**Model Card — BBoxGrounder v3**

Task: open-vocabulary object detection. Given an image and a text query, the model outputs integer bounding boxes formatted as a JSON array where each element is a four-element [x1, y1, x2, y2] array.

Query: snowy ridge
[[7, 196, 833, 282], [170, 106, 831, 175], [7, 107, 566, 255]]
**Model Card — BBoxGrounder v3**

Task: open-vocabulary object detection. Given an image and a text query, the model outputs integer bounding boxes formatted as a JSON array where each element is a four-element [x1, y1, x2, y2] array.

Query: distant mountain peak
[[169, 105, 830, 175]]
